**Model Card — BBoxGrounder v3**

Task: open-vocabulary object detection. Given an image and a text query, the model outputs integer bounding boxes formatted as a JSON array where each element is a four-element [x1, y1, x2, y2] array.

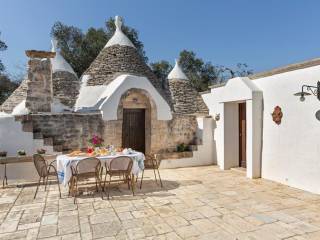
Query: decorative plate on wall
[[271, 106, 283, 125]]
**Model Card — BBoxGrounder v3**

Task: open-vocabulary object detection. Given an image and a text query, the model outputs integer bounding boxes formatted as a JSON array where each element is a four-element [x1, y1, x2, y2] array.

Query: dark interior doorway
[[239, 102, 246, 168], [122, 109, 145, 153]]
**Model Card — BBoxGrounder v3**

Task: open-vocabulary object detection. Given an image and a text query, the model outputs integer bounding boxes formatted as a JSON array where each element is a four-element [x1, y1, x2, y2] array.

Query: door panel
[[122, 109, 145, 153], [239, 103, 246, 168]]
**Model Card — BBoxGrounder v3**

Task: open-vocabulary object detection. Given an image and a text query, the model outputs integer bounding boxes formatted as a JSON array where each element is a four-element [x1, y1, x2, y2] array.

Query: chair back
[[33, 154, 48, 177], [109, 156, 133, 172], [75, 157, 101, 175], [144, 154, 159, 169]]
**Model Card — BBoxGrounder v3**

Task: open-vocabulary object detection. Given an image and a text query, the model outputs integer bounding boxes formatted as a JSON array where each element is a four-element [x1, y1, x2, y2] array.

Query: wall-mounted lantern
[[294, 81, 320, 101], [214, 113, 220, 121]]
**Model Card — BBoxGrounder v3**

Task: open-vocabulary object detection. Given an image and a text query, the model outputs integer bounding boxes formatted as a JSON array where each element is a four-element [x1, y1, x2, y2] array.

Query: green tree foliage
[[51, 17, 147, 77], [0, 74, 19, 105], [0, 32, 8, 73], [0, 34, 20, 105], [150, 60, 172, 83], [150, 50, 253, 92]]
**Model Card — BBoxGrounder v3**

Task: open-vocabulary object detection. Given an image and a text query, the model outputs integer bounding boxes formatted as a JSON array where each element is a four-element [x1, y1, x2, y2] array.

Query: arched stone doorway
[[117, 88, 157, 154]]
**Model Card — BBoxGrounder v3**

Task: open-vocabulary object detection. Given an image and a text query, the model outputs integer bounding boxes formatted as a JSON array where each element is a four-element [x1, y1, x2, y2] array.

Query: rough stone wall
[[0, 78, 28, 113], [52, 71, 79, 108], [168, 79, 209, 115], [25, 59, 52, 113], [19, 113, 104, 151], [151, 114, 198, 153], [103, 114, 197, 154]]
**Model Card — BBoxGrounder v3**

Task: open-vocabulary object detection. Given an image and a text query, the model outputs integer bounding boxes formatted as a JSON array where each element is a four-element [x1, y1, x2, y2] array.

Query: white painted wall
[[254, 65, 320, 193], [0, 114, 57, 181], [203, 65, 320, 194], [160, 117, 216, 168]]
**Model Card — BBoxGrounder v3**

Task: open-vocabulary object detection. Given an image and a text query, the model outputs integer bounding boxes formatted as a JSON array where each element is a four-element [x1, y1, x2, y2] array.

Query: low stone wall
[[102, 114, 198, 154], [16, 112, 197, 154], [17, 113, 104, 152]]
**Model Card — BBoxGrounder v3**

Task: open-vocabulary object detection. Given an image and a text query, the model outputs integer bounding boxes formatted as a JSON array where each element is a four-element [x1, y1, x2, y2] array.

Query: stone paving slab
[[0, 166, 320, 239]]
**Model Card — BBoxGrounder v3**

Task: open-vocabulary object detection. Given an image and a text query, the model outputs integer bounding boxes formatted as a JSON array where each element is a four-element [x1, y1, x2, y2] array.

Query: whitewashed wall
[[0, 114, 56, 181], [203, 65, 320, 194], [255, 66, 320, 194]]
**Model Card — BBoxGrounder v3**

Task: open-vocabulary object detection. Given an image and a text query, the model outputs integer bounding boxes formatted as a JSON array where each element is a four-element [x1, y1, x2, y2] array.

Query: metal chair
[[33, 154, 61, 199], [70, 157, 103, 204], [139, 154, 163, 189], [104, 156, 133, 200]]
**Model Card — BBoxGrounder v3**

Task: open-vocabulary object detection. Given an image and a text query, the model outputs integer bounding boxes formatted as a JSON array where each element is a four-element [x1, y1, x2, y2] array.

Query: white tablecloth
[[56, 152, 145, 186]]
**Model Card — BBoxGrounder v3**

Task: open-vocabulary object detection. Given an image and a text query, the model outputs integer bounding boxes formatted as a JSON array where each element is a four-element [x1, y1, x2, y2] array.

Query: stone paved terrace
[[1, 166, 320, 240]]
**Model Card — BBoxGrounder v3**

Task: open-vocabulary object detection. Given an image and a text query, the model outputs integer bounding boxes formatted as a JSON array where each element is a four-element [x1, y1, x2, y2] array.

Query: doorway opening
[[239, 102, 246, 168], [122, 109, 146, 153]]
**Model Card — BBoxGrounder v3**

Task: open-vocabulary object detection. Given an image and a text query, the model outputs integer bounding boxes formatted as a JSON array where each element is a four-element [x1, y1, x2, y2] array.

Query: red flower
[[87, 147, 94, 154]]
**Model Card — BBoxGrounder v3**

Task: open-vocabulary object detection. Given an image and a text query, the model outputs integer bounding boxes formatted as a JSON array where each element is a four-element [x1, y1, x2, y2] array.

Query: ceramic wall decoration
[[271, 106, 283, 125]]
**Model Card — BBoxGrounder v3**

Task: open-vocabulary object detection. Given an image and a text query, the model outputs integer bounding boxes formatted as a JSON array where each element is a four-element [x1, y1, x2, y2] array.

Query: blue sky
[[1, 0, 320, 76]]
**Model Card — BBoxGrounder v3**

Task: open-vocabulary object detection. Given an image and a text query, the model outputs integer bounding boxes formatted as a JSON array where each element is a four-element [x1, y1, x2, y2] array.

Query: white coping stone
[[0, 112, 11, 117], [74, 75, 107, 112], [11, 100, 29, 116], [104, 16, 135, 48], [50, 39, 77, 76], [168, 59, 188, 80], [51, 98, 72, 113]]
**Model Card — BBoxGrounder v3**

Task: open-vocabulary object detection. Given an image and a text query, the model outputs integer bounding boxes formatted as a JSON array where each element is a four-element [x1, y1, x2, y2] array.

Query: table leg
[[2, 164, 7, 188], [131, 174, 135, 196]]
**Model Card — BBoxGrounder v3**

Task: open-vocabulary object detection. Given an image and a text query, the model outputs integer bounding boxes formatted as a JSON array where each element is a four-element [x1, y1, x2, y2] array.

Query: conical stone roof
[[168, 60, 208, 115], [50, 39, 80, 108], [83, 16, 163, 93]]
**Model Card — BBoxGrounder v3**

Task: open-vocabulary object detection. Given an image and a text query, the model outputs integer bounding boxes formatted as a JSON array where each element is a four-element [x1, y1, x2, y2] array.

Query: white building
[[202, 58, 320, 194]]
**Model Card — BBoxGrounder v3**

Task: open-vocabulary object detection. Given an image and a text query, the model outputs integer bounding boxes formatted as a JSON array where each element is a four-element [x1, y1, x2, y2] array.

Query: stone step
[[21, 121, 33, 132], [33, 132, 43, 139], [43, 137, 53, 146]]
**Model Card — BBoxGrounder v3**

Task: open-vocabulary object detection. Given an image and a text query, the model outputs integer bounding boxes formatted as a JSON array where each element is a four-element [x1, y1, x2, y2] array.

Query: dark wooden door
[[122, 109, 145, 153], [239, 103, 246, 168]]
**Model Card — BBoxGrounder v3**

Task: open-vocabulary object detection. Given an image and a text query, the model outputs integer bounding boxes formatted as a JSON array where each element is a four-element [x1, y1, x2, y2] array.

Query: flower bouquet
[[88, 135, 104, 148]]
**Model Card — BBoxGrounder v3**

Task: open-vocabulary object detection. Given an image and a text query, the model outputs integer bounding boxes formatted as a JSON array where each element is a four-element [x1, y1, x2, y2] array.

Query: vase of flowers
[[88, 135, 104, 148]]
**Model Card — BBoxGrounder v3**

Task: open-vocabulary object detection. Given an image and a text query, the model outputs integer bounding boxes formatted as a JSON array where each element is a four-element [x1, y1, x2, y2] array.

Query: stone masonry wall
[[103, 114, 197, 154], [18, 113, 104, 152], [25, 58, 52, 113], [52, 71, 79, 108], [169, 79, 209, 115], [151, 114, 198, 153]]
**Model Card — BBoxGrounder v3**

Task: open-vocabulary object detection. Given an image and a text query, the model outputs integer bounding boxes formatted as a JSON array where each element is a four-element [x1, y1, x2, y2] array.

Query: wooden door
[[239, 103, 246, 168], [122, 109, 145, 153]]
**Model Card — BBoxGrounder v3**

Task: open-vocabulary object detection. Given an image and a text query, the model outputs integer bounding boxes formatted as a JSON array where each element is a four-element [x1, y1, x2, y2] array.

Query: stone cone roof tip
[[104, 16, 135, 48], [50, 39, 77, 76], [168, 59, 188, 80]]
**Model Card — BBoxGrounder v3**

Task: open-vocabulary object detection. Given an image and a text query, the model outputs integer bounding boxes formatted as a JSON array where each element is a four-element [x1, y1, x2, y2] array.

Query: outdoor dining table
[[56, 151, 145, 186]]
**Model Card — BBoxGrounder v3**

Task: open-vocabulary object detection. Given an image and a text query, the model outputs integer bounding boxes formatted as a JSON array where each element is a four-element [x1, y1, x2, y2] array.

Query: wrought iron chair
[[104, 156, 133, 200], [70, 157, 103, 204], [139, 154, 163, 189], [33, 154, 61, 199]]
